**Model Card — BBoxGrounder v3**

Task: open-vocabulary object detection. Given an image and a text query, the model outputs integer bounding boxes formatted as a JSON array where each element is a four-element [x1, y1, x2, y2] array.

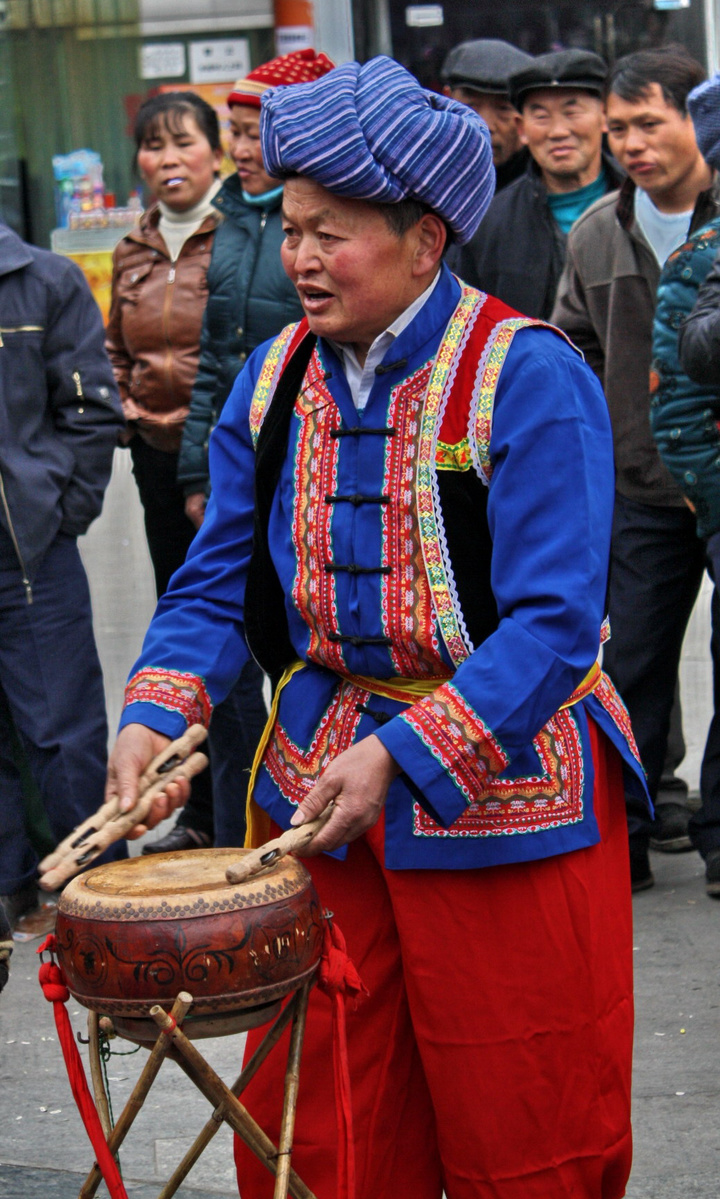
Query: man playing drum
[[107, 57, 648, 1199]]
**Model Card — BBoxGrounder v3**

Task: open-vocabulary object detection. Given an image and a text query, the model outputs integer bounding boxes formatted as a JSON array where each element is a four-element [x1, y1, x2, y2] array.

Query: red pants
[[235, 722, 634, 1199]]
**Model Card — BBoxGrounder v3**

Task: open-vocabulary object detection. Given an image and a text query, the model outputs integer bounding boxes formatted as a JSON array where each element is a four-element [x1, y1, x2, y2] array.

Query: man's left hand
[[289, 734, 400, 855]]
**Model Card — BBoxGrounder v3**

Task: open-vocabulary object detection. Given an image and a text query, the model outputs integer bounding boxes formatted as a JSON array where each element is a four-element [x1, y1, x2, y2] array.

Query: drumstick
[[225, 805, 334, 884], [38, 725, 209, 892]]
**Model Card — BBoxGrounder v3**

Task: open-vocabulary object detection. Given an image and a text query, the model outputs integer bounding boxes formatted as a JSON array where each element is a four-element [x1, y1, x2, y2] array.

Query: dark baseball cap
[[441, 39, 534, 97], [509, 49, 608, 111]]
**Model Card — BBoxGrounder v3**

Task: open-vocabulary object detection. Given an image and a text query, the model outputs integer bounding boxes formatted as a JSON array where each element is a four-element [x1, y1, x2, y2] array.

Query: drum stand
[[78, 976, 318, 1199]]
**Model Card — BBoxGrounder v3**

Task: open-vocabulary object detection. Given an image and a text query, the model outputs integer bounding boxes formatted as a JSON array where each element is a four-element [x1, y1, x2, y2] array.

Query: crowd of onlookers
[[446, 36, 720, 898], [2, 34, 720, 981]]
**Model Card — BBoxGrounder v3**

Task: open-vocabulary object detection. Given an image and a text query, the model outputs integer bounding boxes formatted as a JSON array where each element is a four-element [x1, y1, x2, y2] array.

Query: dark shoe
[[705, 848, 720, 898], [649, 803, 693, 852], [629, 843, 655, 892], [0, 882, 39, 929], [141, 824, 212, 855]]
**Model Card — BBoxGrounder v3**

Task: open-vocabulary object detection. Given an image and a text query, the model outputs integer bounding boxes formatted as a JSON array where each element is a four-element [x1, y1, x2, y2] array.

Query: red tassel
[[316, 915, 368, 1199], [37, 935, 129, 1199]]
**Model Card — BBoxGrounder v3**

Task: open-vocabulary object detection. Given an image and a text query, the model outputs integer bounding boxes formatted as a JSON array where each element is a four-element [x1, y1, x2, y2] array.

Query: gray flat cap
[[441, 39, 534, 97], [509, 49, 608, 111]]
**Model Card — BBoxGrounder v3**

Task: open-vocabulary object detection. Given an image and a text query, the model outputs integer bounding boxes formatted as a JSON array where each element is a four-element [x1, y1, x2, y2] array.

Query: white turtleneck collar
[[157, 177, 222, 262]]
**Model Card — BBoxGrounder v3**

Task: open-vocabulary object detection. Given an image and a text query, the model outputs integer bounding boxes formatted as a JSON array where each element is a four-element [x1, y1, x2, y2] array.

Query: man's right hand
[[106, 723, 192, 839], [185, 492, 206, 529]]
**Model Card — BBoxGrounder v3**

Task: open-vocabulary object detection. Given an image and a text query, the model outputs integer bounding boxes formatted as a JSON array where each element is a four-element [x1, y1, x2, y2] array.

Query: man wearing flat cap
[[442, 38, 532, 191], [106, 56, 646, 1199], [454, 47, 622, 319]]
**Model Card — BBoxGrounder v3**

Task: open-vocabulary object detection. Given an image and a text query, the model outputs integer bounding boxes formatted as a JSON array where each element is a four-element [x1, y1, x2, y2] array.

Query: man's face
[[280, 178, 440, 355], [448, 87, 521, 165], [606, 83, 703, 208], [519, 88, 606, 191]]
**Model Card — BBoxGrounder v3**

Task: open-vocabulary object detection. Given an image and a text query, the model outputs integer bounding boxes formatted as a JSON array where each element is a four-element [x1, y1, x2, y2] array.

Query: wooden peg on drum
[[225, 804, 334, 884], [38, 724, 209, 892]]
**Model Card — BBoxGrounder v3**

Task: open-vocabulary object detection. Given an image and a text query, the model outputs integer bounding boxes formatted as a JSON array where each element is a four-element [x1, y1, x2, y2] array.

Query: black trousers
[[693, 536, 720, 857], [129, 436, 197, 598], [603, 493, 720, 853]]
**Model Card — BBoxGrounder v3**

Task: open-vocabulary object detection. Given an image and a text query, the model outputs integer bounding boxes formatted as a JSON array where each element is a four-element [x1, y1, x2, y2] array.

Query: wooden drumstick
[[225, 805, 334, 884], [38, 725, 209, 892]]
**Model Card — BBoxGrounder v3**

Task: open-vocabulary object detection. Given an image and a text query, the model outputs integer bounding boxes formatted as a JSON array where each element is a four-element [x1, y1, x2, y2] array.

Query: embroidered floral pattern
[[289, 349, 346, 673], [124, 667, 213, 728], [411, 705, 586, 838], [381, 361, 449, 678], [263, 679, 366, 805], [471, 318, 538, 484], [593, 671, 644, 772], [416, 288, 481, 667], [401, 681, 509, 806], [249, 322, 299, 447], [435, 437, 473, 471]]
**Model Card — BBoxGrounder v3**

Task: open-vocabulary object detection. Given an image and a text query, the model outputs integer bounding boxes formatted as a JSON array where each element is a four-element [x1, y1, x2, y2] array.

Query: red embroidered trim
[[412, 706, 586, 838], [381, 362, 445, 677], [593, 671, 644, 771], [123, 667, 213, 728], [401, 682, 509, 806], [263, 679, 365, 805]]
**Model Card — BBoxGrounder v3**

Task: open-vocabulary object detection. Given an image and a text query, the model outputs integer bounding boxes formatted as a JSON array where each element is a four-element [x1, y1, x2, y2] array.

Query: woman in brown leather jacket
[[106, 91, 222, 597]]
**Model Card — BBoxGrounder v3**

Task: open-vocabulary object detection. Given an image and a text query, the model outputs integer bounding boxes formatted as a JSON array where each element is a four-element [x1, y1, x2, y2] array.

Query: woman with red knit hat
[[144, 50, 335, 855]]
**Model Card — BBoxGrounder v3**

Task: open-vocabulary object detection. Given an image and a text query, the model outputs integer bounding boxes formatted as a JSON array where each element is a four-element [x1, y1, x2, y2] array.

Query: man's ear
[[443, 84, 453, 98], [516, 112, 529, 148], [413, 213, 447, 274]]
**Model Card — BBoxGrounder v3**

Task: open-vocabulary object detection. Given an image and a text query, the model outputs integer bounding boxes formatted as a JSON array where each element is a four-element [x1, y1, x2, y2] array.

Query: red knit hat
[[227, 48, 335, 109]]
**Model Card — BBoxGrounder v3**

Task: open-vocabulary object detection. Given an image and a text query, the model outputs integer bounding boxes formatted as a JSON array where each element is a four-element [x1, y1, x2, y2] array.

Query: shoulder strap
[[244, 329, 317, 680]]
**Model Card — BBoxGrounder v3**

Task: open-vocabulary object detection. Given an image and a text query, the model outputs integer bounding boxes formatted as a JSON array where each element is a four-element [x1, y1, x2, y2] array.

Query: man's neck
[[645, 158, 714, 214], [542, 156, 603, 195], [349, 269, 441, 367]]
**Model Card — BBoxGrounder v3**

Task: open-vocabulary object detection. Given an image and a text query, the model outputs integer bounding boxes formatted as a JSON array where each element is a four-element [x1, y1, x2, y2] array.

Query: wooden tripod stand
[[79, 977, 318, 1199]]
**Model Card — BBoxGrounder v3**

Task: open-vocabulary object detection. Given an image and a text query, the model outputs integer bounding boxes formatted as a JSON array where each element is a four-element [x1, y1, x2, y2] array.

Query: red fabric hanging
[[315, 914, 368, 1199], [37, 934, 129, 1199]]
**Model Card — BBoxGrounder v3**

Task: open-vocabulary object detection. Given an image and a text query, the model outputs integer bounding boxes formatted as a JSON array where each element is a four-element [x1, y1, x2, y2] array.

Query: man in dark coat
[[0, 222, 126, 926], [453, 49, 622, 320], [441, 39, 532, 192]]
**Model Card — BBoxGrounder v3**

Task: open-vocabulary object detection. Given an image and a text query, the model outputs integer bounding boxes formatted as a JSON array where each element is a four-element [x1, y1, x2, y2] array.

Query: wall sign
[[405, 5, 444, 26], [189, 39, 250, 85], [139, 43, 186, 80]]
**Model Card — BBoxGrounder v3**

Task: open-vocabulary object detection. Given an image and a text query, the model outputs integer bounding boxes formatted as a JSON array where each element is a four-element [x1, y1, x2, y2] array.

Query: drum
[[55, 849, 323, 1042]]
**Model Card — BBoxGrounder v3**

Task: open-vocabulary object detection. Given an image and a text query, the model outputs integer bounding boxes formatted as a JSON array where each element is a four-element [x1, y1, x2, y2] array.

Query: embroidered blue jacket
[[121, 266, 647, 869]]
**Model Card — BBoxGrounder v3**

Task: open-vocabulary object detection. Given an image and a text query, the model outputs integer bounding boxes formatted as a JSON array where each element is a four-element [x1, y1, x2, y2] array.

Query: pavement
[[1, 457, 719, 1198]]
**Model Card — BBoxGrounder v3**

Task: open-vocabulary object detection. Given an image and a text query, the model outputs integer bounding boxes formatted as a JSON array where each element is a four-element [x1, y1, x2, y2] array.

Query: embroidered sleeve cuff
[[123, 667, 213, 731], [376, 681, 509, 827]]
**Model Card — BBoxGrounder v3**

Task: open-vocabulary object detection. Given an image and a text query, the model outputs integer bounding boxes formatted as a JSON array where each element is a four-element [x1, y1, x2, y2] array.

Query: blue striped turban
[[260, 56, 495, 245]]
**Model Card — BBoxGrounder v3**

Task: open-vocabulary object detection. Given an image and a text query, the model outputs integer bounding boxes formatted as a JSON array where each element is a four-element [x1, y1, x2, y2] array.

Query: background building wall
[[2, 0, 274, 245]]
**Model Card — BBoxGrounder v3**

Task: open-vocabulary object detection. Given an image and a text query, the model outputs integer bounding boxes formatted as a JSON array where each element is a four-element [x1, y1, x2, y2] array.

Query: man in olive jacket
[[0, 221, 125, 925], [552, 46, 720, 890]]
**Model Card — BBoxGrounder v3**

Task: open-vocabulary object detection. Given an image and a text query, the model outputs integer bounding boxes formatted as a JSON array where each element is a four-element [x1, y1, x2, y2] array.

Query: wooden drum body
[[55, 849, 323, 1041]]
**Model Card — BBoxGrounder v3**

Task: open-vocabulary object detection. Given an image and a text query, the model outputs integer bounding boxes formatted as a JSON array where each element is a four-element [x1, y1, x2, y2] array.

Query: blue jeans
[[0, 532, 125, 894]]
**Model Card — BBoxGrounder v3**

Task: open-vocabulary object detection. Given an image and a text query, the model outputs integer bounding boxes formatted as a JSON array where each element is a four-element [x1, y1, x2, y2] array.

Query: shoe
[[141, 825, 212, 855], [648, 803, 693, 853], [705, 848, 720, 898], [0, 882, 39, 929], [629, 843, 655, 892]]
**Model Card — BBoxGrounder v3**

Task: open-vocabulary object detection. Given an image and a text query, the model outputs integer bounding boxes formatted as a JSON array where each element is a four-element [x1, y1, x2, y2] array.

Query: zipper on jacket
[[72, 369, 83, 397], [0, 467, 32, 603]]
